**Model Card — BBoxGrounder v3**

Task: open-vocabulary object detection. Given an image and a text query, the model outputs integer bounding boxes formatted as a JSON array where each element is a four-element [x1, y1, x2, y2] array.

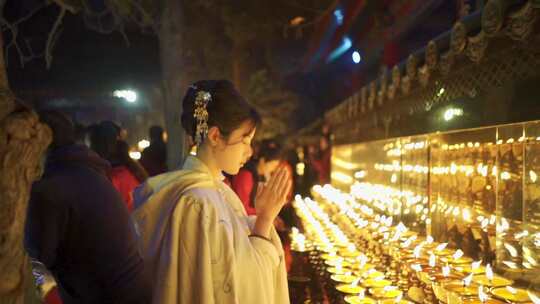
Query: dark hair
[[149, 125, 164, 142], [90, 121, 120, 160], [181, 80, 261, 141], [38, 110, 75, 149], [258, 139, 282, 161]]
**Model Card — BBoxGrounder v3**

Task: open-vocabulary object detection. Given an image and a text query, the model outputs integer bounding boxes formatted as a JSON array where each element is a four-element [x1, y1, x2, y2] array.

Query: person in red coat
[[90, 122, 148, 212]]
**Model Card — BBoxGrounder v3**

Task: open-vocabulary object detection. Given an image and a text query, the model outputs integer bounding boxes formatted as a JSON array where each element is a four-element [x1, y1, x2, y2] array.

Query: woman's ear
[[206, 126, 221, 147]]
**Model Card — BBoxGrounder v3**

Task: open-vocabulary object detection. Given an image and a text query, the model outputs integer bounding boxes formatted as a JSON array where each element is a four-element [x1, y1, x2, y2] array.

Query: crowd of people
[[24, 80, 332, 304]]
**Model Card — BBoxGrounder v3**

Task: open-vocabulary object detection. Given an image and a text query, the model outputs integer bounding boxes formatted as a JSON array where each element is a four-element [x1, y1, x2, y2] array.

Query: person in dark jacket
[[140, 125, 167, 176], [90, 122, 148, 211], [24, 110, 151, 304]]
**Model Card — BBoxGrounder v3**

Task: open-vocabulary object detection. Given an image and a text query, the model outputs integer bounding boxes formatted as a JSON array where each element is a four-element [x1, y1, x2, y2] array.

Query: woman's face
[[215, 120, 256, 175]]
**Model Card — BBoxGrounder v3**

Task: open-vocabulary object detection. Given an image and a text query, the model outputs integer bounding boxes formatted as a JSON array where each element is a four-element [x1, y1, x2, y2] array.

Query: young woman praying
[[133, 80, 291, 304]]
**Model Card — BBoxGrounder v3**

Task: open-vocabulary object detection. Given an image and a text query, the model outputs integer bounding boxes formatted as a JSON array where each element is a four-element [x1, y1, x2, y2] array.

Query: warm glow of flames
[[358, 289, 366, 299], [504, 243, 519, 258], [413, 244, 423, 258], [436, 243, 448, 251], [442, 265, 450, 277], [395, 294, 403, 303], [472, 260, 482, 270], [429, 254, 436, 267], [384, 286, 398, 292], [502, 261, 519, 269], [528, 290, 540, 304], [352, 278, 361, 286], [426, 235, 434, 243], [411, 264, 422, 272], [358, 254, 368, 268], [453, 249, 464, 260], [486, 264, 494, 281], [506, 286, 518, 295], [463, 274, 473, 287], [479, 286, 488, 303], [348, 243, 356, 252]]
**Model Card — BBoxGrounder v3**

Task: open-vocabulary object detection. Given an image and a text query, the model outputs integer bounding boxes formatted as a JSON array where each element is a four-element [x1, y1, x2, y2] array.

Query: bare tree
[[0, 15, 51, 304]]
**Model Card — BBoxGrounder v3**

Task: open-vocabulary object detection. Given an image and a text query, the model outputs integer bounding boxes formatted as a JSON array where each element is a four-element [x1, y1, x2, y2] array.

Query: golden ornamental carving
[[418, 65, 431, 87], [368, 82, 376, 110], [392, 65, 401, 87], [388, 84, 397, 100], [406, 54, 418, 79], [377, 90, 385, 107], [451, 21, 467, 54], [361, 87, 368, 105], [466, 31, 489, 63], [506, 1, 536, 41], [426, 40, 439, 70], [401, 76, 412, 96], [482, 0, 505, 37], [440, 51, 455, 75]]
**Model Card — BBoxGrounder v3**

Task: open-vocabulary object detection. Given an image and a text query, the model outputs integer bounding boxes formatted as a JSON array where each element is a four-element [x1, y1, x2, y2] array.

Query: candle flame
[[436, 243, 448, 252], [358, 254, 368, 268], [352, 278, 361, 286], [479, 286, 488, 303], [442, 265, 450, 277], [411, 264, 422, 272], [463, 274, 473, 286], [472, 260, 482, 270], [504, 243, 519, 258], [358, 289, 366, 299], [395, 294, 403, 303], [486, 264, 494, 281], [453, 249, 464, 260], [502, 261, 519, 269], [348, 243, 356, 252], [506, 286, 518, 295], [413, 244, 423, 258], [384, 286, 398, 292], [528, 290, 540, 304], [429, 254, 436, 267], [426, 235, 434, 243]]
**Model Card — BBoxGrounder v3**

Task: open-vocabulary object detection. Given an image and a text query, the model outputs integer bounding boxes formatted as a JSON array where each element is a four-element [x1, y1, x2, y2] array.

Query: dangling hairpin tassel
[[193, 89, 212, 145]]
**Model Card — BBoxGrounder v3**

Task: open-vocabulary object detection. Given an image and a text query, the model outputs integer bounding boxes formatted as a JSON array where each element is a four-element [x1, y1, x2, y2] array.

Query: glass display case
[[330, 120, 540, 287]]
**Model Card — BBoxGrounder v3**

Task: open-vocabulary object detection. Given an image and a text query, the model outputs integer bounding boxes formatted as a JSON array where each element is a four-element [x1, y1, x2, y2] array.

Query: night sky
[[4, 0, 463, 133]]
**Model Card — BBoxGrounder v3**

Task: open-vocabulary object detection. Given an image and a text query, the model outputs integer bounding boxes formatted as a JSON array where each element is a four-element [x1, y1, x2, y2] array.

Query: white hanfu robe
[[133, 156, 290, 304]]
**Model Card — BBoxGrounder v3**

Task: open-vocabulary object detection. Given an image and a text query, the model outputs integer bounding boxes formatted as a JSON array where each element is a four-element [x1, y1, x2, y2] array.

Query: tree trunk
[[0, 27, 51, 303], [159, 0, 186, 170]]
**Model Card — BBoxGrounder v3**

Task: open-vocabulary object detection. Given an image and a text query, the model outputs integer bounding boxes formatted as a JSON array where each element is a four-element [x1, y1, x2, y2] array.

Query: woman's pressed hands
[[252, 166, 292, 238]]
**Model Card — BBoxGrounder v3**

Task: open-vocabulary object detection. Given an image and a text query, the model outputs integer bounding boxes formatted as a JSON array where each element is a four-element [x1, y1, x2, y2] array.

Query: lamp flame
[[486, 264, 494, 281], [479, 286, 488, 303], [358, 289, 366, 299], [504, 243, 519, 258], [528, 290, 540, 304], [429, 254, 436, 267], [411, 264, 422, 272], [436, 243, 448, 252], [506, 286, 518, 295], [463, 274, 473, 287], [442, 265, 450, 277], [453, 249, 464, 260], [413, 244, 423, 259], [472, 260, 482, 270]]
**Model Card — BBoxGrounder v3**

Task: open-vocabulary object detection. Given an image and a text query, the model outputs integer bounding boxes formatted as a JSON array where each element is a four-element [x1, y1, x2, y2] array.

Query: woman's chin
[[223, 167, 240, 176]]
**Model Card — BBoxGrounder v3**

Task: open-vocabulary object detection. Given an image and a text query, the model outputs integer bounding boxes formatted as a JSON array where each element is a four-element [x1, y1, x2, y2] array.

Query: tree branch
[[45, 7, 66, 69]]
